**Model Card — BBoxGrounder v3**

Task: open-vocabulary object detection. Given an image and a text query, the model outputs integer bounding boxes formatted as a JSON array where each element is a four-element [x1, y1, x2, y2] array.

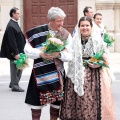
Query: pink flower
[[48, 38, 63, 45]]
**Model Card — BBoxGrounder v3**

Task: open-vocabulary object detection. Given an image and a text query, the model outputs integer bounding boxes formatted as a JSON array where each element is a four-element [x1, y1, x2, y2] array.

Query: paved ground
[[0, 58, 50, 120], [0, 52, 120, 120]]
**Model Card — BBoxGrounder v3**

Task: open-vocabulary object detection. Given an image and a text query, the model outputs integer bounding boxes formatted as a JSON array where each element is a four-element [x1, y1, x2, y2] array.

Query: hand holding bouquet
[[89, 50, 109, 67], [42, 33, 67, 62], [13, 53, 29, 70], [104, 33, 115, 47], [42, 37, 66, 53], [84, 50, 109, 68]]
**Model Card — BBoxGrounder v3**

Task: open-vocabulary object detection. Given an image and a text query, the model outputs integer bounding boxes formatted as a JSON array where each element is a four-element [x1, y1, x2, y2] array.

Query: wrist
[[58, 52, 61, 58], [39, 52, 42, 58]]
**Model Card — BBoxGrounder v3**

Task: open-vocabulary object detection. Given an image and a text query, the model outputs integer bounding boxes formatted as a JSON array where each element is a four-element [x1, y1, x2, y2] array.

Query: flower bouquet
[[83, 50, 109, 67], [42, 33, 67, 62], [43, 37, 66, 53], [13, 53, 29, 70], [104, 33, 115, 47]]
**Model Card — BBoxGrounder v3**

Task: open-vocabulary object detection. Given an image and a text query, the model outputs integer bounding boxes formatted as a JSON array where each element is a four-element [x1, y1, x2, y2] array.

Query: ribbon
[[104, 33, 115, 47], [13, 53, 28, 70]]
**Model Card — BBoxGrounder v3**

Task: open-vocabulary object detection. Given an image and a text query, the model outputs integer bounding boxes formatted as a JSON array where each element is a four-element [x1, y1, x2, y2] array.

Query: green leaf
[[93, 50, 104, 60], [104, 33, 115, 47]]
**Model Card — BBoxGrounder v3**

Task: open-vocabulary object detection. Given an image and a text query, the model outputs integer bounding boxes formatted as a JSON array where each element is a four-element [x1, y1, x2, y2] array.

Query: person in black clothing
[[0, 7, 26, 92]]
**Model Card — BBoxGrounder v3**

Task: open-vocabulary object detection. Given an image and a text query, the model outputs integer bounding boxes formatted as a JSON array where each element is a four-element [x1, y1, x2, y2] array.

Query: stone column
[[0, 0, 14, 46], [114, 3, 120, 52], [96, 0, 115, 52]]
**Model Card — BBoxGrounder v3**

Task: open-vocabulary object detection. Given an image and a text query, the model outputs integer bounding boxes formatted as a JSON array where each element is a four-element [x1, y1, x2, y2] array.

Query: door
[[23, 0, 77, 34]]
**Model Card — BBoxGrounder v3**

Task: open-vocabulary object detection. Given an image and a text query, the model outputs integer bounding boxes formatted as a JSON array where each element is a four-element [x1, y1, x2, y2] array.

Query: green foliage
[[13, 53, 28, 70], [104, 33, 115, 47]]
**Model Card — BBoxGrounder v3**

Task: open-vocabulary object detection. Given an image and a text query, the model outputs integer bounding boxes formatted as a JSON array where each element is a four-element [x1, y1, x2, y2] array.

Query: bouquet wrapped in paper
[[41, 33, 68, 62], [83, 50, 109, 68], [42, 32, 67, 54], [104, 33, 115, 47], [13, 53, 29, 70], [42, 37, 67, 53]]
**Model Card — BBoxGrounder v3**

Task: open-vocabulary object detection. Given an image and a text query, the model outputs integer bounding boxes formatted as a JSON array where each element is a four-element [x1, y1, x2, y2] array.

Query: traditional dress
[[24, 24, 72, 107], [60, 27, 116, 120]]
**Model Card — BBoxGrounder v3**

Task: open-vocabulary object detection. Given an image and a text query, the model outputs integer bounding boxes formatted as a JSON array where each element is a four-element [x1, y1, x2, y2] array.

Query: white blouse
[[24, 33, 73, 62]]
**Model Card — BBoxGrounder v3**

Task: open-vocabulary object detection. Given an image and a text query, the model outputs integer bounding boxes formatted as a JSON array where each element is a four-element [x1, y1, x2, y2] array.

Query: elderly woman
[[60, 16, 116, 120], [24, 7, 72, 120]]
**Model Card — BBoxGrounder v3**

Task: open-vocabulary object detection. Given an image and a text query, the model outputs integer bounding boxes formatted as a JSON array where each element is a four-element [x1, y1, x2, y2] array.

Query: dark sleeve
[[7, 26, 19, 56]]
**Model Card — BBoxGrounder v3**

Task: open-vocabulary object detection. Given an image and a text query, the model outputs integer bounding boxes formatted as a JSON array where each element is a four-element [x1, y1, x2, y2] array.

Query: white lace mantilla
[[67, 26, 106, 96]]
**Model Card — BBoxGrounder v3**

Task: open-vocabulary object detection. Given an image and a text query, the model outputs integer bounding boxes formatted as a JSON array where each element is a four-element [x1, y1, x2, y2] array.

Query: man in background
[[73, 6, 94, 36], [0, 7, 26, 92], [83, 6, 94, 19]]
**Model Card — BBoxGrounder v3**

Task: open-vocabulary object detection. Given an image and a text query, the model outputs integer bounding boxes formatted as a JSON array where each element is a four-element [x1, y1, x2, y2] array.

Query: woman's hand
[[88, 62, 100, 68]]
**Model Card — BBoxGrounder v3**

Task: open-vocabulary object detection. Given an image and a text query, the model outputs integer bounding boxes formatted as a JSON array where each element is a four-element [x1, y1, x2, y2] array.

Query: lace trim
[[67, 26, 106, 96], [96, 68, 102, 119]]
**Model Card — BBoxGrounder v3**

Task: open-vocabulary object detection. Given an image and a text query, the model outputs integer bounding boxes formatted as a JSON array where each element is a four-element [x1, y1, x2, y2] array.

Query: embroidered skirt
[[60, 66, 116, 120], [25, 70, 65, 106]]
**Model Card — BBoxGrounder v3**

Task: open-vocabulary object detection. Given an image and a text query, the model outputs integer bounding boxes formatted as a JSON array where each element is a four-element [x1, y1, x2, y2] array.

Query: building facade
[[0, 0, 120, 52]]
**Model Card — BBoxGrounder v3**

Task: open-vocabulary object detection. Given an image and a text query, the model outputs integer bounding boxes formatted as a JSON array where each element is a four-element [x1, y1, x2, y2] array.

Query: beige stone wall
[[0, 0, 120, 52], [78, 0, 96, 20], [96, 0, 120, 52], [78, 0, 120, 52], [0, 0, 23, 46]]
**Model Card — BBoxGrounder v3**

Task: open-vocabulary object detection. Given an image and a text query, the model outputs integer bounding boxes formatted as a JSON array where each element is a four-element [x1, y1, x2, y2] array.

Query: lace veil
[[67, 23, 110, 96], [67, 24, 84, 96]]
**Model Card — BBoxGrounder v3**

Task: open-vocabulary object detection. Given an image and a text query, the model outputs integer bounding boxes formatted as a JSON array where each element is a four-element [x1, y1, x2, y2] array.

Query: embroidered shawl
[[67, 25, 107, 96]]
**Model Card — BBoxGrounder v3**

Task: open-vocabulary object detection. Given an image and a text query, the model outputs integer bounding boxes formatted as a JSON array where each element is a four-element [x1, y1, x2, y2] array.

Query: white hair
[[47, 7, 66, 20]]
